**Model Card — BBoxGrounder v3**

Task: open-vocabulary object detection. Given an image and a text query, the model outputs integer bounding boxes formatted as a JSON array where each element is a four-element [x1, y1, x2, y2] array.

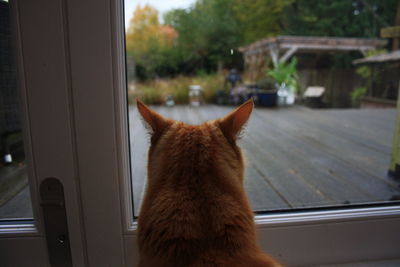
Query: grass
[[127, 74, 225, 105]]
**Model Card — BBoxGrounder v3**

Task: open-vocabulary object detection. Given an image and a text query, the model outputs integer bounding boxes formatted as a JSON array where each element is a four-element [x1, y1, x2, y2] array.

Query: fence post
[[382, 25, 400, 178], [389, 82, 400, 179]]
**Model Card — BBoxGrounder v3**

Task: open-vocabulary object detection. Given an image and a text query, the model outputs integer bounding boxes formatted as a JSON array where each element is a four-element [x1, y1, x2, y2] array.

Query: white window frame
[[113, 0, 400, 264], [1, 0, 89, 266], [1, 0, 400, 266], [112, 0, 400, 264]]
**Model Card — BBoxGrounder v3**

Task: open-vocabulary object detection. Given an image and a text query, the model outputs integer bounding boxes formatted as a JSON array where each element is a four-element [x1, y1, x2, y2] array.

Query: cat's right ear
[[218, 99, 253, 143], [137, 99, 171, 140]]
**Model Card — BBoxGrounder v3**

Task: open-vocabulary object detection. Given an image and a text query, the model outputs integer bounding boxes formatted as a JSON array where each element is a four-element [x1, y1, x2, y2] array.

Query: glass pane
[[0, 0, 33, 219], [124, 0, 400, 217]]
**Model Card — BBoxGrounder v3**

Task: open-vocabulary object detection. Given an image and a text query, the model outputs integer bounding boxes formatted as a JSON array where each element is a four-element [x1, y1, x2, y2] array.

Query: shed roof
[[239, 36, 388, 81], [239, 36, 387, 56], [352, 50, 400, 65]]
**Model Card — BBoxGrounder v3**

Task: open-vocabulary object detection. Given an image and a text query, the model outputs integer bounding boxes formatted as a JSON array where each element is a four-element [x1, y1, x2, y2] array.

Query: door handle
[[40, 178, 73, 267]]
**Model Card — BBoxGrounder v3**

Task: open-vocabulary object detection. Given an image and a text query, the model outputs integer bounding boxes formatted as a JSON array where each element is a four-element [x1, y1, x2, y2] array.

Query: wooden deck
[[129, 105, 400, 216]]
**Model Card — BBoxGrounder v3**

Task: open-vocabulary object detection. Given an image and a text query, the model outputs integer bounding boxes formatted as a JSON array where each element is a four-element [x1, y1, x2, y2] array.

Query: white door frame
[[1, 0, 400, 266]]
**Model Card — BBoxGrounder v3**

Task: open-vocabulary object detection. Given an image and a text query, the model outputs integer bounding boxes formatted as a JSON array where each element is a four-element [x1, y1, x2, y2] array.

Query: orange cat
[[137, 99, 281, 267]]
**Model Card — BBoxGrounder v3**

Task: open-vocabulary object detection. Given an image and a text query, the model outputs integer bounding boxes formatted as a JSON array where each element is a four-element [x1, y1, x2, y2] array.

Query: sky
[[124, 0, 197, 29]]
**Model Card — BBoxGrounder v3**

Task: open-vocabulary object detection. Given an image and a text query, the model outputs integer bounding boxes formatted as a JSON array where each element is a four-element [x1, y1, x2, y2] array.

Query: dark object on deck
[[216, 90, 228, 105], [303, 86, 325, 108], [247, 84, 277, 107], [388, 164, 400, 181], [230, 86, 247, 105], [256, 91, 277, 107]]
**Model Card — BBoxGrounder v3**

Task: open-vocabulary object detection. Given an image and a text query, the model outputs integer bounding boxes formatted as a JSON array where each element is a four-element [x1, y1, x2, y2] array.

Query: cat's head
[[137, 100, 253, 188]]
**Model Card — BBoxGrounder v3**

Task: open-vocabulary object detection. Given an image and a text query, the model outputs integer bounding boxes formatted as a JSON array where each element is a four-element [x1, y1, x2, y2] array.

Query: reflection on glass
[[0, 1, 33, 219], [125, 0, 400, 216]]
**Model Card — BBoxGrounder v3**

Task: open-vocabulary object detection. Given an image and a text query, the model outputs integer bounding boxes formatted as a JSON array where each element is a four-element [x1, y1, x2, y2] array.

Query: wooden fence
[[297, 69, 362, 108]]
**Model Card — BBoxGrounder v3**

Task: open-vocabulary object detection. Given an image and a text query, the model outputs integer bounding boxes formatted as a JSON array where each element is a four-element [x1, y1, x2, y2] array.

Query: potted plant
[[253, 77, 277, 107], [267, 57, 298, 106]]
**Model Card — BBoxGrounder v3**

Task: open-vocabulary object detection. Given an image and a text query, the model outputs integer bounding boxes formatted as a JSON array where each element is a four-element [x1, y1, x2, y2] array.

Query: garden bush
[[128, 74, 224, 105]]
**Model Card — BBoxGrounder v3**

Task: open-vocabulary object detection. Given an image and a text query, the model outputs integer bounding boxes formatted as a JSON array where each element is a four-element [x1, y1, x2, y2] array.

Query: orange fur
[[137, 100, 281, 267]]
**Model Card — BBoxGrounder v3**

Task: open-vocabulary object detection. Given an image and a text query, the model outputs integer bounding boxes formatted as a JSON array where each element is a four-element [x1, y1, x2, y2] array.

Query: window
[[1, 0, 399, 266], [124, 0, 400, 218], [122, 3, 400, 263], [0, 0, 32, 220]]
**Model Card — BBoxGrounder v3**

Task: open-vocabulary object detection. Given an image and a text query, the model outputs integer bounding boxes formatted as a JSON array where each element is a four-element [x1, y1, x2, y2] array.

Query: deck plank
[[249, 110, 398, 204], [289, 108, 393, 157], [303, 108, 395, 149], [200, 106, 335, 208], [263, 108, 399, 191], [129, 105, 400, 215]]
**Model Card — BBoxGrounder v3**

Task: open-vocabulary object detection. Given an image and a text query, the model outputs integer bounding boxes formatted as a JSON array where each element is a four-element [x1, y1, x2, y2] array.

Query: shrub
[[128, 74, 224, 105], [351, 87, 368, 103], [267, 57, 298, 93]]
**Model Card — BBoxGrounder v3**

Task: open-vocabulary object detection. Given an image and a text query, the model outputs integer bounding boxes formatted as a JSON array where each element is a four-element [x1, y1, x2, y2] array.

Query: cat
[[136, 99, 281, 267]]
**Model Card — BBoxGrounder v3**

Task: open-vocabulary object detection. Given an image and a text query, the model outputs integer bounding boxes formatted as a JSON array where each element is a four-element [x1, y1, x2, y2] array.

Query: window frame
[[113, 1, 400, 265], [0, 0, 89, 266], [1, 0, 399, 266]]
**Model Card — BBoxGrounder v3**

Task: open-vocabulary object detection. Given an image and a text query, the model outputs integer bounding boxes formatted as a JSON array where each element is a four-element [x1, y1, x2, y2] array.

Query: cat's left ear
[[137, 99, 171, 140], [218, 99, 253, 142]]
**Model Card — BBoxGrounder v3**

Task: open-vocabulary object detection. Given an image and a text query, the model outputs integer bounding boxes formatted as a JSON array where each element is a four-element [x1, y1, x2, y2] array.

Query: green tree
[[164, 0, 241, 72], [232, 0, 293, 44], [281, 0, 397, 67], [164, 0, 294, 72], [283, 0, 396, 37]]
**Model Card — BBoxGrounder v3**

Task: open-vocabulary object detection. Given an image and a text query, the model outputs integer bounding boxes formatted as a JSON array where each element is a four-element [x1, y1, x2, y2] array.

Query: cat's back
[[136, 100, 282, 267]]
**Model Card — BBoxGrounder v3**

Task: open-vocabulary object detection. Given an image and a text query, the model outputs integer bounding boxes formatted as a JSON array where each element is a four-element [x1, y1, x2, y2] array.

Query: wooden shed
[[239, 36, 387, 107], [353, 50, 400, 108], [353, 49, 400, 64]]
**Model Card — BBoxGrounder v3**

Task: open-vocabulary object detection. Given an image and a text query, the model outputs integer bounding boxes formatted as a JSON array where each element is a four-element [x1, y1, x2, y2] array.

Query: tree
[[126, 4, 178, 79], [281, 0, 397, 67], [164, 0, 245, 72], [126, 5, 160, 55], [283, 0, 397, 38], [163, 0, 295, 73], [232, 0, 293, 44], [126, 0, 296, 77]]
